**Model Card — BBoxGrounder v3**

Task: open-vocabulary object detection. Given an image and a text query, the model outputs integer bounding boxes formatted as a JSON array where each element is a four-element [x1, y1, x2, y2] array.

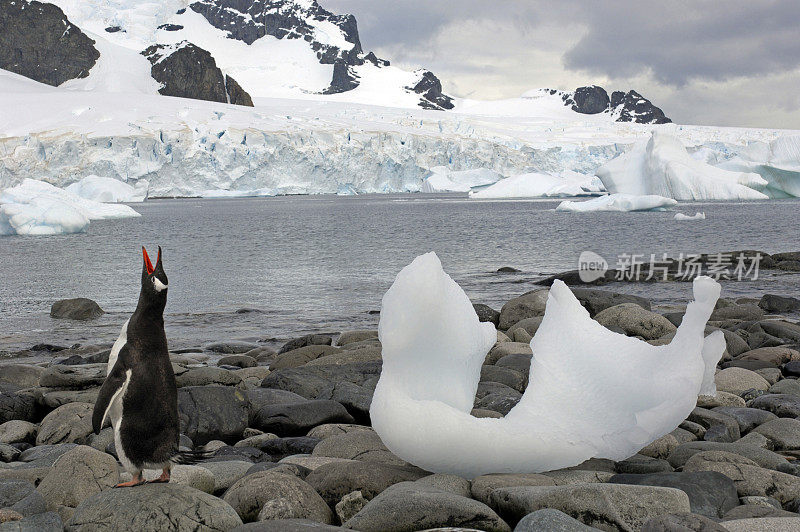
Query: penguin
[[92, 246, 177, 487]]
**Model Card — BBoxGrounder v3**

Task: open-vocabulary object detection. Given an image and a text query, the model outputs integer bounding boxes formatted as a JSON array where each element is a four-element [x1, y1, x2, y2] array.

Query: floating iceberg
[[716, 135, 800, 198], [468, 171, 601, 199], [674, 212, 706, 221], [420, 167, 503, 193], [65, 175, 148, 203], [597, 131, 768, 200], [0, 179, 140, 236], [371, 253, 724, 477], [556, 193, 677, 212]]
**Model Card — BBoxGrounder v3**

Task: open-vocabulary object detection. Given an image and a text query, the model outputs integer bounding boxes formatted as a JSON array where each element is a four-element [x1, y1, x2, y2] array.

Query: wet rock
[[175, 367, 243, 387], [50, 299, 103, 320], [471, 473, 555, 505], [723, 516, 800, 531], [304, 460, 427, 507], [0, 480, 46, 517], [257, 437, 320, 461], [710, 304, 764, 321], [749, 394, 800, 417], [336, 331, 379, 346], [514, 508, 600, 531], [608, 471, 737, 518], [306, 424, 373, 440], [480, 366, 526, 393], [489, 483, 689, 531], [499, 290, 549, 330], [640, 512, 727, 532], [222, 471, 332, 524], [66, 483, 242, 530], [714, 367, 770, 395], [770, 379, 800, 395], [0, 392, 34, 425], [252, 400, 353, 436], [260, 362, 381, 400], [120, 465, 214, 493], [0, 366, 44, 388], [485, 343, 532, 365], [39, 364, 105, 389], [615, 454, 673, 474], [345, 482, 509, 531], [711, 407, 776, 434], [178, 386, 250, 445], [759, 321, 800, 342], [414, 473, 471, 498], [683, 450, 800, 503], [738, 347, 800, 365], [0, 422, 36, 445], [759, 294, 800, 313], [278, 334, 333, 354], [595, 304, 677, 340], [752, 417, 800, 451], [36, 403, 93, 446], [218, 355, 257, 368], [473, 304, 500, 326], [37, 446, 119, 517], [570, 288, 651, 316], [271, 346, 339, 370], [667, 441, 787, 470], [196, 460, 253, 494], [0, 510, 62, 531]]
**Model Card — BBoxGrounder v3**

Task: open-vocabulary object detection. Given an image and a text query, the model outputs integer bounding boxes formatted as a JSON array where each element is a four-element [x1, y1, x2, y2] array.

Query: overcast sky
[[326, 0, 800, 129]]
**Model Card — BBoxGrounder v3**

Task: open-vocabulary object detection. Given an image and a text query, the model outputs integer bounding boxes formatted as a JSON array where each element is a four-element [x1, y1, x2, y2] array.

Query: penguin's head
[[142, 246, 168, 296]]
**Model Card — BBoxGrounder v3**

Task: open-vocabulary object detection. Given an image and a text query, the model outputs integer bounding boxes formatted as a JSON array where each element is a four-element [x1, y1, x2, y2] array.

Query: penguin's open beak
[[143, 247, 155, 275]]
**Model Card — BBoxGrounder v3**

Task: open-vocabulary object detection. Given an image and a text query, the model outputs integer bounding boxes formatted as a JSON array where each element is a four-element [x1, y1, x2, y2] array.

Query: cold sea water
[[1, 194, 799, 353]]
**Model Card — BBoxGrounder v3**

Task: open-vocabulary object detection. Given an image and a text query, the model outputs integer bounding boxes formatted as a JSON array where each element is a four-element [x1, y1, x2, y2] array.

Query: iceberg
[[674, 212, 706, 221], [371, 253, 723, 477], [65, 175, 148, 203], [469, 171, 602, 199], [716, 135, 800, 198], [420, 167, 502, 193], [0, 179, 140, 236], [597, 131, 768, 200], [556, 193, 677, 212]]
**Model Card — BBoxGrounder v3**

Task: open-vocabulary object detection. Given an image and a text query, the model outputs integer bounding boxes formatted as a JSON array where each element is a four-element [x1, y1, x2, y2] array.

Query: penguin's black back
[[118, 307, 178, 467]]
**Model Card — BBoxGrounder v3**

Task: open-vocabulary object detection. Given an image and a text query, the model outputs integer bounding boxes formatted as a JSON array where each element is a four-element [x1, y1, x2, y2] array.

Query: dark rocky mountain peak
[[407, 71, 455, 111], [142, 42, 253, 106], [0, 0, 99, 86], [549, 85, 671, 124]]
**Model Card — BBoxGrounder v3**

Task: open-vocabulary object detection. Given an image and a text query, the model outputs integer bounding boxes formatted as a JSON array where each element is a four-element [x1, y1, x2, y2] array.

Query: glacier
[[556, 193, 677, 212], [0, 179, 140, 236], [715, 135, 800, 198], [370, 252, 724, 477], [597, 130, 769, 200]]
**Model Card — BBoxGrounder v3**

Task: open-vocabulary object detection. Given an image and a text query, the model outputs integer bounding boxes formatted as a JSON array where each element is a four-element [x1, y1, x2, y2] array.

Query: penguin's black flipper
[[92, 357, 129, 434]]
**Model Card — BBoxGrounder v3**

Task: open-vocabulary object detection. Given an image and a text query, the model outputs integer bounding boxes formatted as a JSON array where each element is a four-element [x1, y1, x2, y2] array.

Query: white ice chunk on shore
[[468, 171, 601, 199], [556, 193, 677, 212], [371, 252, 723, 477], [66, 175, 148, 203], [420, 167, 502, 193], [0, 179, 140, 236], [674, 212, 706, 221], [597, 131, 768, 200], [716, 135, 800, 198]]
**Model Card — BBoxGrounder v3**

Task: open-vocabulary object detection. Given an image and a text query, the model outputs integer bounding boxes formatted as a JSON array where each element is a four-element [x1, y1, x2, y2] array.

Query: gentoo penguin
[[92, 246, 177, 487]]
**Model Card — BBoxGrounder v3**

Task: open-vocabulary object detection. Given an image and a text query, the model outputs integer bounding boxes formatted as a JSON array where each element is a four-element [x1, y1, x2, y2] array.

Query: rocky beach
[[0, 250, 799, 531]]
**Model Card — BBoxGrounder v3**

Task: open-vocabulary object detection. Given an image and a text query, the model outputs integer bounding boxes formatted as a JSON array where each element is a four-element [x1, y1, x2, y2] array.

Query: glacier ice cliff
[[371, 252, 724, 477]]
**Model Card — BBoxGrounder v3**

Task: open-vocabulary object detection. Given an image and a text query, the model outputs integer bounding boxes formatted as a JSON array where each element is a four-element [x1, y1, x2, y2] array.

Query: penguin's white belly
[[107, 318, 129, 375], [108, 369, 134, 473]]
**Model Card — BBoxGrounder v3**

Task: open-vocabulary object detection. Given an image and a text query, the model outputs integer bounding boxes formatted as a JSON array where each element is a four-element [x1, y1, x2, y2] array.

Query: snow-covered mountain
[[1, 0, 666, 120]]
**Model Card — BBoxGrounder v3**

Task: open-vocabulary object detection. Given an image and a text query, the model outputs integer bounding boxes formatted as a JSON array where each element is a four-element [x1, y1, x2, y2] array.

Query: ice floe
[[674, 212, 706, 221], [0, 179, 140, 236], [556, 193, 677, 212], [420, 167, 502, 193], [468, 171, 602, 199], [370, 252, 724, 477]]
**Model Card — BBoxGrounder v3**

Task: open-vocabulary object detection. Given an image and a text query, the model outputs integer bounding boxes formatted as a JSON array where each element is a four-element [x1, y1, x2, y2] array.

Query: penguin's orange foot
[[114, 475, 146, 488], [147, 468, 170, 484]]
